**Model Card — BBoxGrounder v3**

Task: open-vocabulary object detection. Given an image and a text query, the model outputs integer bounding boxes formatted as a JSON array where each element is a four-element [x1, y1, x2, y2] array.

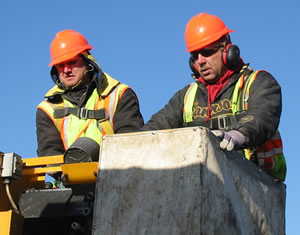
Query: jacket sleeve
[[112, 88, 144, 133], [36, 108, 65, 157], [232, 71, 282, 147], [141, 86, 189, 131]]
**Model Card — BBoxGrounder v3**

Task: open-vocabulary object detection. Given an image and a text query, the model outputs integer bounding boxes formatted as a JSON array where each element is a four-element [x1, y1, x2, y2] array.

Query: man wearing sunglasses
[[142, 13, 286, 181], [36, 30, 144, 162]]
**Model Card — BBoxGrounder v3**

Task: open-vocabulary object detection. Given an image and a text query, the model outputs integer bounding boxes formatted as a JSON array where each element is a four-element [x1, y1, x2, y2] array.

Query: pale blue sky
[[0, 1, 299, 233]]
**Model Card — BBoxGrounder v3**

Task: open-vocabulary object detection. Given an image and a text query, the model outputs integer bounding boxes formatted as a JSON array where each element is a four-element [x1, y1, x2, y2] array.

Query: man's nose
[[196, 54, 206, 65], [63, 64, 71, 73]]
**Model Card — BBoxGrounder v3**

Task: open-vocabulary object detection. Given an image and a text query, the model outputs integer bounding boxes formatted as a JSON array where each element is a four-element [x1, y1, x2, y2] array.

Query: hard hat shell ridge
[[49, 29, 93, 67], [185, 13, 234, 52]]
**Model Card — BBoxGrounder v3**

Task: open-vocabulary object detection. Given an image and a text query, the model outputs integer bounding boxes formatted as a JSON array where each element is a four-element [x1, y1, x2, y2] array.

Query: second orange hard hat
[[184, 13, 234, 52], [49, 29, 93, 67]]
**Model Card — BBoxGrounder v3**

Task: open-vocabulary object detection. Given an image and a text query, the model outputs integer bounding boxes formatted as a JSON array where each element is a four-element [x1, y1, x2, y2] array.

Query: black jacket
[[36, 59, 144, 157], [37, 88, 144, 157], [142, 67, 282, 149]]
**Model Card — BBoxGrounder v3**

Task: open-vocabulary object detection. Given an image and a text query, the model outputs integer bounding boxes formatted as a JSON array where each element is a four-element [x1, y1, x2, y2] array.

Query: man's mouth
[[201, 68, 210, 76], [65, 74, 74, 79]]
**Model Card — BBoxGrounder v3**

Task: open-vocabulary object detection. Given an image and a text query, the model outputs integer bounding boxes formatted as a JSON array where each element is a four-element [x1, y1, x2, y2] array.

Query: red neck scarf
[[198, 69, 235, 121]]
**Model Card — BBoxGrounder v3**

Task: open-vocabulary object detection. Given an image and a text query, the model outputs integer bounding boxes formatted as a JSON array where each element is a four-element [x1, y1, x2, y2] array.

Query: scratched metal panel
[[92, 127, 286, 235]]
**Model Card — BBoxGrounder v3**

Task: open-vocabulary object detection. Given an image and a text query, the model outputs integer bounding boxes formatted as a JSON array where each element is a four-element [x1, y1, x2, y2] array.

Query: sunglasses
[[190, 45, 223, 60], [56, 57, 84, 69]]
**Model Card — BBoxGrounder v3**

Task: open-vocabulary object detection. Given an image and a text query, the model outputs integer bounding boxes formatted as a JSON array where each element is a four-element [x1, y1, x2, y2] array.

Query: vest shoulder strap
[[231, 68, 259, 114], [183, 83, 198, 123], [96, 95, 114, 135]]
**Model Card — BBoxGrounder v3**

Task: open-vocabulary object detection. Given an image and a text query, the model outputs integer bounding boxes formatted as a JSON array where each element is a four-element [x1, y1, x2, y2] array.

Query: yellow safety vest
[[183, 69, 286, 181], [38, 73, 129, 150]]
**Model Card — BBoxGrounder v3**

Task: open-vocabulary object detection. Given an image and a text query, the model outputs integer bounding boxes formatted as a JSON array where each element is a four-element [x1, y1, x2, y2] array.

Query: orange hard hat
[[184, 13, 234, 52], [49, 29, 93, 67]]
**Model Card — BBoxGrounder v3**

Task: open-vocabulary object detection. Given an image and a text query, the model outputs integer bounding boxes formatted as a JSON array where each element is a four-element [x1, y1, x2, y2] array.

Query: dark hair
[[216, 34, 232, 46]]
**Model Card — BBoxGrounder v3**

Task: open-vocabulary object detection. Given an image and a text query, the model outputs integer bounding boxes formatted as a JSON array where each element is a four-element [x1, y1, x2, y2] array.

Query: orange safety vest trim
[[183, 68, 286, 181]]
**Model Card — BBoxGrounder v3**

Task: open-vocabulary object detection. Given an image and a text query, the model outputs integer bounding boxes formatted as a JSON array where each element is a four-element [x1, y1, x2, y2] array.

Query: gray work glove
[[211, 130, 246, 151]]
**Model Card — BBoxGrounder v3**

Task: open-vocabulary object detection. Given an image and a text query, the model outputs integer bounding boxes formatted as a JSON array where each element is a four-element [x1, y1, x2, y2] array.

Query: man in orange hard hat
[[142, 13, 286, 181], [36, 30, 144, 161]]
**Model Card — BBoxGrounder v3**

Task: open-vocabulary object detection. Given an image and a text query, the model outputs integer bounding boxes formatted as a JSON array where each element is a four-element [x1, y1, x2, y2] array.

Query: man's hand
[[211, 130, 246, 151]]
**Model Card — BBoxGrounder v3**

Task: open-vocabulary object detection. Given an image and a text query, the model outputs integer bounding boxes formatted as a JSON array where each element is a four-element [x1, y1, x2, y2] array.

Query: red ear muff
[[189, 57, 200, 78], [222, 44, 240, 69]]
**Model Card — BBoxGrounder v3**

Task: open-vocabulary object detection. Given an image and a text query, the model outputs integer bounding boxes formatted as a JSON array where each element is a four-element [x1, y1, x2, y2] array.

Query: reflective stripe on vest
[[183, 83, 198, 123], [183, 70, 286, 181], [37, 101, 62, 131], [232, 70, 257, 113], [38, 84, 129, 150]]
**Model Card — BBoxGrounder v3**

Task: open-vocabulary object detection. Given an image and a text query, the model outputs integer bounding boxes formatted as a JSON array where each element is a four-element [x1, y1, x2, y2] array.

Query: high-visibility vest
[[183, 69, 286, 181], [38, 73, 129, 150]]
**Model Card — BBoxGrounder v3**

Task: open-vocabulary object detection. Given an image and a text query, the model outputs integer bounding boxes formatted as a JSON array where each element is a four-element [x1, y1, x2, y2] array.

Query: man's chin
[[202, 76, 218, 84]]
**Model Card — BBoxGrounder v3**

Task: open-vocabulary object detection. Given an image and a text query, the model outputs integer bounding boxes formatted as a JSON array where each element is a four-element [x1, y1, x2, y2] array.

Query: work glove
[[211, 130, 246, 151]]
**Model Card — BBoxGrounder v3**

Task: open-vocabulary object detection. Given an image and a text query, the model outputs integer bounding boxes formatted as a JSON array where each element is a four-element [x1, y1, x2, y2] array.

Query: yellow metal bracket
[[61, 162, 98, 185], [0, 210, 23, 235]]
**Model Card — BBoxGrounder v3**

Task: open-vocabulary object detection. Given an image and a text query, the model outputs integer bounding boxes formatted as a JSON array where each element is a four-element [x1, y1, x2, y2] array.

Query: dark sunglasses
[[190, 45, 223, 60]]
